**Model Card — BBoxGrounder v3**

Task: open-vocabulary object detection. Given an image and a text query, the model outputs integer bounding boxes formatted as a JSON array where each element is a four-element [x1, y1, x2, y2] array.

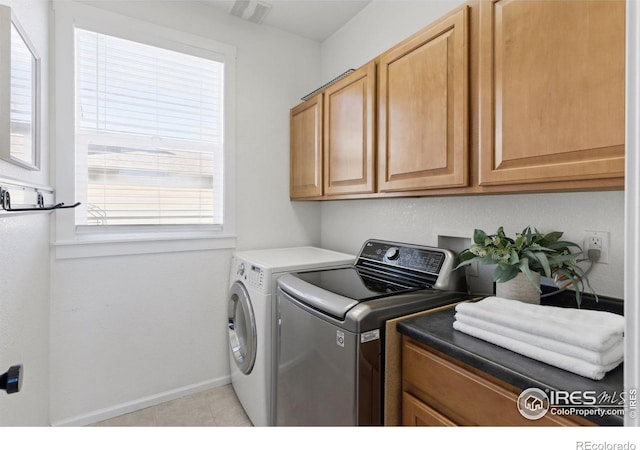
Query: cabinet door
[[378, 6, 469, 192], [478, 0, 625, 186], [402, 392, 456, 426], [324, 62, 376, 195], [290, 95, 323, 199], [402, 337, 592, 426]]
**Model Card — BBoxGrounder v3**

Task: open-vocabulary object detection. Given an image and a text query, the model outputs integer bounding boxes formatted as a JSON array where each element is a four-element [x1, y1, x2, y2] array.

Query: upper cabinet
[[290, 0, 625, 200], [378, 7, 469, 192], [290, 94, 323, 199], [478, 0, 626, 186], [324, 61, 376, 196]]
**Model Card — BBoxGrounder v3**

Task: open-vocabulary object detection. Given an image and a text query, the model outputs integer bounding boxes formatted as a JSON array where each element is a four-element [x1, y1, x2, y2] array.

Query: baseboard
[[51, 375, 231, 427]]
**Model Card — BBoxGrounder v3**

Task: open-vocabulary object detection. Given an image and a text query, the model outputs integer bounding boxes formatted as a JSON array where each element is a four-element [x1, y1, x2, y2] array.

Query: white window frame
[[52, 1, 237, 259]]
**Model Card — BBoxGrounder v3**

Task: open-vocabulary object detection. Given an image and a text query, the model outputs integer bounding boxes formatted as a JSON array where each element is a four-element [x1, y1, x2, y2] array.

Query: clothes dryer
[[227, 247, 353, 426]]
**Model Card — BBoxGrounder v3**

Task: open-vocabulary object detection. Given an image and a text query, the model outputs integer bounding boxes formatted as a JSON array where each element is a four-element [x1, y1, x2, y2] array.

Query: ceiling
[[200, 0, 372, 42]]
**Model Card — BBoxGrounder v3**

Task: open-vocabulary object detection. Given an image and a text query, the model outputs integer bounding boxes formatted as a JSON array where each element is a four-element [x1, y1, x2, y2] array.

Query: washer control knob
[[385, 247, 400, 261], [237, 263, 245, 277]]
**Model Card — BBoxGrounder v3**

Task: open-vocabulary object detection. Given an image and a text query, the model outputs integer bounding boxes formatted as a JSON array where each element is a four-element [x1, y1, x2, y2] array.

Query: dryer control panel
[[246, 265, 265, 290], [232, 257, 267, 294]]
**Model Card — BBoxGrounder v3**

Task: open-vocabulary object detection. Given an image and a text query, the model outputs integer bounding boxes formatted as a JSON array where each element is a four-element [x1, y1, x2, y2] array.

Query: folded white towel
[[455, 297, 624, 352], [455, 312, 623, 366], [452, 321, 622, 380]]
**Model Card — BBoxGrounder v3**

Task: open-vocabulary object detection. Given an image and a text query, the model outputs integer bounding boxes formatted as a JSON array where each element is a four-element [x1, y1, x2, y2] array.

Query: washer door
[[228, 281, 257, 375]]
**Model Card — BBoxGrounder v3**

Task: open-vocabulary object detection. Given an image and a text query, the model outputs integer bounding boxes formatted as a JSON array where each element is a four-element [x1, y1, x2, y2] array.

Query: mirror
[[0, 6, 40, 170]]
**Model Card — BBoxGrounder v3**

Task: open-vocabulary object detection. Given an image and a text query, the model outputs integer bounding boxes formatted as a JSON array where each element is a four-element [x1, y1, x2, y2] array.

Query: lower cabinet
[[401, 337, 593, 426], [402, 392, 456, 426]]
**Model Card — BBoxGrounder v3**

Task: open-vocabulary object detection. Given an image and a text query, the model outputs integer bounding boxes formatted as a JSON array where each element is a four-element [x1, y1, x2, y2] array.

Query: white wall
[[0, 0, 50, 426], [321, 193, 624, 298], [49, 1, 322, 425], [320, 0, 464, 82], [319, 0, 625, 300]]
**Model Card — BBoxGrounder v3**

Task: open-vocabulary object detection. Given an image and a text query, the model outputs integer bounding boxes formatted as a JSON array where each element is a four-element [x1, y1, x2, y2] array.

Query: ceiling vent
[[228, 0, 272, 24]]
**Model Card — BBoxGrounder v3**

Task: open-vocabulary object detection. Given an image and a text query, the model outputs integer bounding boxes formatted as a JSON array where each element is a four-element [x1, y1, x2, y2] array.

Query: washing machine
[[227, 246, 354, 426]]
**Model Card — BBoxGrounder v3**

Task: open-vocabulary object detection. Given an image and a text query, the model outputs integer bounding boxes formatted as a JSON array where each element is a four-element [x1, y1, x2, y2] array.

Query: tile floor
[[91, 384, 252, 427]]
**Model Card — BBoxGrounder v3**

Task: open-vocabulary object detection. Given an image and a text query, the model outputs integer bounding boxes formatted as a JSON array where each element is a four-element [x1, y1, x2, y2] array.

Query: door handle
[[0, 364, 23, 394]]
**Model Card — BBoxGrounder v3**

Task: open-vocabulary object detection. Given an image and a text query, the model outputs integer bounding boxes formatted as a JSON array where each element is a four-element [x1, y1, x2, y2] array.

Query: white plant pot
[[496, 272, 541, 304]]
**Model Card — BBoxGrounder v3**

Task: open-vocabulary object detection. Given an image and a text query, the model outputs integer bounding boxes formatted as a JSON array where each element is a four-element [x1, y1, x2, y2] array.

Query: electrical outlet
[[583, 231, 609, 264], [466, 261, 479, 277]]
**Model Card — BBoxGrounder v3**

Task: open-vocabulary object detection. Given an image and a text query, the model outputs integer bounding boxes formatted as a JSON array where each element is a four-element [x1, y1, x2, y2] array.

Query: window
[[75, 29, 224, 227], [53, 2, 236, 257]]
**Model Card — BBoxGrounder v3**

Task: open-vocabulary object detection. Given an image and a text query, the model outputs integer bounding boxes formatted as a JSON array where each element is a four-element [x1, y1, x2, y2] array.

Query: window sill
[[53, 232, 237, 259]]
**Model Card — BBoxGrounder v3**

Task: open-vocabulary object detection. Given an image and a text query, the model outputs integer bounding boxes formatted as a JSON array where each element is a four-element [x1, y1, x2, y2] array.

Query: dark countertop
[[397, 304, 624, 426]]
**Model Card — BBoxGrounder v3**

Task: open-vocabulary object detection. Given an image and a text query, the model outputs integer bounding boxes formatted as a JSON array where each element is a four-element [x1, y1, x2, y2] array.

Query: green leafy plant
[[456, 226, 597, 307]]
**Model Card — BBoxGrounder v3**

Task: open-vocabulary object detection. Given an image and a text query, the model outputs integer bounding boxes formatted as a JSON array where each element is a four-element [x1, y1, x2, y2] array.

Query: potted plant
[[456, 226, 596, 307]]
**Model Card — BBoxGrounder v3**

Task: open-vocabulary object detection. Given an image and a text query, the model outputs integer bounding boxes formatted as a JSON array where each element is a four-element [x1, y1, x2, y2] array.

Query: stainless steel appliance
[[275, 239, 467, 426]]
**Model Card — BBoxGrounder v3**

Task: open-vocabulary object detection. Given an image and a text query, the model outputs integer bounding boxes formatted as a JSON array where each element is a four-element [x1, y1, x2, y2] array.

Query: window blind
[[74, 28, 224, 226]]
